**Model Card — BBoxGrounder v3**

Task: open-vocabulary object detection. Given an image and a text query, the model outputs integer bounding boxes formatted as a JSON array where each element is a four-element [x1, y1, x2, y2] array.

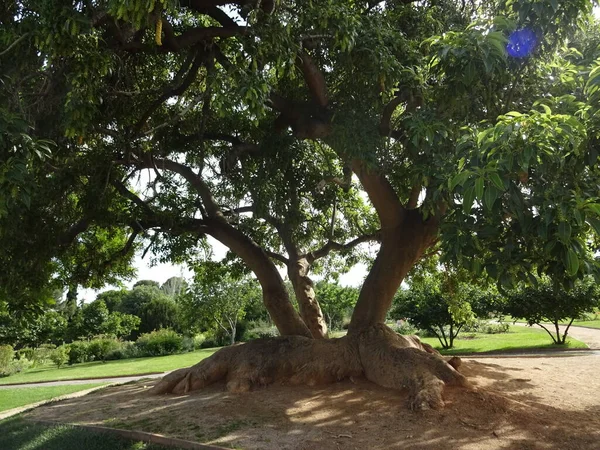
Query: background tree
[[314, 281, 359, 331], [160, 277, 188, 298], [504, 277, 600, 344], [180, 263, 260, 345], [391, 277, 475, 349], [68, 300, 140, 340]]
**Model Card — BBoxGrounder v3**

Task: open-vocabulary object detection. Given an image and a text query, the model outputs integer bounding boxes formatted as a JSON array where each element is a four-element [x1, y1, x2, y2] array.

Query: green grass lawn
[[0, 348, 218, 385], [419, 325, 588, 355], [0, 384, 105, 412], [566, 320, 600, 329], [506, 316, 600, 330], [0, 416, 183, 450]]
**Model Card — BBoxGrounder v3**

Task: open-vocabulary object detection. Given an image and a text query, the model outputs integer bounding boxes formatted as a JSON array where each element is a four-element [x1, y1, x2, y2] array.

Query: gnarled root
[[152, 324, 468, 410], [152, 335, 362, 395], [357, 324, 468, 410]]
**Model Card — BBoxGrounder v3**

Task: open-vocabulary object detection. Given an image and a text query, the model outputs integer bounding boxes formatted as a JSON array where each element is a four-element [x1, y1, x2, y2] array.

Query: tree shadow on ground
[[21, 359, 600, 450]]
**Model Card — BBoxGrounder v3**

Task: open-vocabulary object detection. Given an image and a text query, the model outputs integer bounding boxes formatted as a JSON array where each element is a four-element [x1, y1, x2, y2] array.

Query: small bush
[[16, 347, 35, 362], [9, 357, 32, 374], [182, 334, 206, 352], [88, 337, 122, 362], [67, 341, 90, 365], [482, 322, 510, 334], [241, 325, 278, 342], [463, 320, 510, 334], [199, 338, 218, 349], [32, 344, 56, 367], [135, 329, 183, 356], [391, 320, 418, 335], [50, 345, 70, 368], [0, 345, 15, 376]]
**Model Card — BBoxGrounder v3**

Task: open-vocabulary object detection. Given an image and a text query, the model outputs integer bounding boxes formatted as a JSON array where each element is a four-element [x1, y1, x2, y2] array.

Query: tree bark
[[287, 257, 328, 339], [348, 209, 438, 334]]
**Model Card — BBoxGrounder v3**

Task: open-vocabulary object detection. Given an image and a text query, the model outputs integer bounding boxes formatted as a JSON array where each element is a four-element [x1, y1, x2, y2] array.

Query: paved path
[[513, 323, 600, 349], [0, 373, 166, 390]]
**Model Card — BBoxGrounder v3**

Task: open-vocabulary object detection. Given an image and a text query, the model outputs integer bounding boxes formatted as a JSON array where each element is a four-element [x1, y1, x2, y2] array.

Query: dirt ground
[[24, 355, 600, 450]]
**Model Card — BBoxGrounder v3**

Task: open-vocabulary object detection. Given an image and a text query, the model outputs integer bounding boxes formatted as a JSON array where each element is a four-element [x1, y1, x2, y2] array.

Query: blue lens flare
[[506, 28, 537, 58]]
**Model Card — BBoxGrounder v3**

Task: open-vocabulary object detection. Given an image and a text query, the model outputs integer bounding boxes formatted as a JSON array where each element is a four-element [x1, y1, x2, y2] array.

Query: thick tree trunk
[[348, 209, 437, 334], [288, 257, 328, 339], [206, 218, 312, 338]]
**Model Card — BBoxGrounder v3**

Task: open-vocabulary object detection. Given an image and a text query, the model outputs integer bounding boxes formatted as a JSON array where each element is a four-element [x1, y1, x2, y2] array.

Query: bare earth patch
[[23, 355, 600, 450]]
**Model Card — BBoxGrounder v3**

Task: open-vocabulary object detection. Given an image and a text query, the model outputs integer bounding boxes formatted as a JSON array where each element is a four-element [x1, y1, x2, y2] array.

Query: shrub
[[199, 338, 219, 349], [9, 357, 32, 374], [462, 320, 510, 334], [135, 329, 183, 356], [0, 345, 15, 376], [50, 345, 70, 368], [32, 344, 56, 367], [105, 341, 137, 360], [182, 334, 206, 352], [390, 320, 418, 335], [16, 347, 35, 362], [88, 337, 122, 362], [67, 341, 90, 365]]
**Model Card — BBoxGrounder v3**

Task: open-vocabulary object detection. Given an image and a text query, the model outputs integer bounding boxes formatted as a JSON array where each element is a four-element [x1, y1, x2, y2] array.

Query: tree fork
[[287, 257, 328, 339]]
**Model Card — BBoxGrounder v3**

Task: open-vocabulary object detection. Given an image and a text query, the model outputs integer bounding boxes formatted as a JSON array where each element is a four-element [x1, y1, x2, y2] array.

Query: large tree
[[2, 0, 600, 409]]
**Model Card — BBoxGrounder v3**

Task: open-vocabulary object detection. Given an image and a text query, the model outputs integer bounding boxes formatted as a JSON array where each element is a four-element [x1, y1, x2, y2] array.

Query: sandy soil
[[23, 354, 600, 450]]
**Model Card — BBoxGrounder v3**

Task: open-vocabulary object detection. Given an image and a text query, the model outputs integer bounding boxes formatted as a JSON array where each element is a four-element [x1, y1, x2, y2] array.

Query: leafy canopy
[[0, 0, 599, 314]]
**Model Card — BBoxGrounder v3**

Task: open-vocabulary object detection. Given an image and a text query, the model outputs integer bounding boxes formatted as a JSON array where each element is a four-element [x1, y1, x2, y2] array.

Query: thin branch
[[111, 179, 156, 217], [309, 231, 381, 262], [134, 50, 204, 134], [120, 26, 246, 53], [0, 32, 30, 57], [128, 154, 221, 217], [266, 250, 289, 265]]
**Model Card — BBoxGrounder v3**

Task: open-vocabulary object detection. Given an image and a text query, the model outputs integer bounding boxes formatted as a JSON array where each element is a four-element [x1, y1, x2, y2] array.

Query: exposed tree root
[[151, 324, 468, 410]]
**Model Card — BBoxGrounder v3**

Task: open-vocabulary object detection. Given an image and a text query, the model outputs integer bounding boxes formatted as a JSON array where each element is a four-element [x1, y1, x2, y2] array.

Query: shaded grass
[[0, 348, 218, 385], [0, 383, 106, 412], [419, 326, 588, 355], [0, 416, 183, 450]]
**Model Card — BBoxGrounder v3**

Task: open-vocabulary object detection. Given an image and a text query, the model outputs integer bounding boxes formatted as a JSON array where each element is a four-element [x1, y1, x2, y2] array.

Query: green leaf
[[587, 217, 600, 237], [449, 171, 471, 190], [585, 203, 600, 215], [488, 172, 504, 191], [557, 221, 571, 243], [463, 186, 476, 214], [486, 264, 498, 279], [565, 249, 579, 276], [483, 186, 497, 211], [475, 178, 484, 200]]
